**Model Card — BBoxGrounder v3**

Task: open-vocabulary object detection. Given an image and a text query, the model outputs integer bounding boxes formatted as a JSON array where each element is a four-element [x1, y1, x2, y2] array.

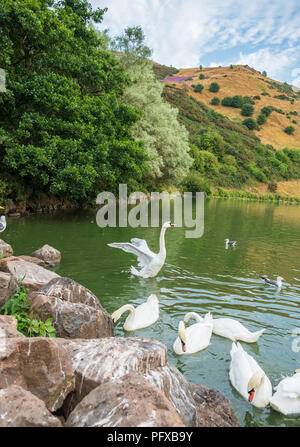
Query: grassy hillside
[[161, 82, 300, 193], [160, 65, 300, 150]]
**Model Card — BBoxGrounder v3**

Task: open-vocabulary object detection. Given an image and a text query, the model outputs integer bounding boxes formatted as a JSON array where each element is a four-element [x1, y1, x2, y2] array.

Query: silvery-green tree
[[111, 26, 193, 184]]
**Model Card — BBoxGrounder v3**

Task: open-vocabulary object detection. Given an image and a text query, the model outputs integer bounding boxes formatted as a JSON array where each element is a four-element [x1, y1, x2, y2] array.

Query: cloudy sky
[[90, 0, 300, 86]]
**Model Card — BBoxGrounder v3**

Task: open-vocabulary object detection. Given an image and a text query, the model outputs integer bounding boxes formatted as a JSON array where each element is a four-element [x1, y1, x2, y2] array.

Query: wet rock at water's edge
[[0, 385, 62, 427], [65, 373, 185, 427], [30, 244, 61, 266], [0, 260, 60, 292]]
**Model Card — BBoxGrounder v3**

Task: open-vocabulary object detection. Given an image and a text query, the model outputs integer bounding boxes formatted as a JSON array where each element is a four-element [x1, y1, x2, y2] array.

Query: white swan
[[111, 294, 159, 331], [173, 312, 213, 355], [270, 369, 300, 415], [108, 221, 175, 278], [0, 206, 6, 232], [212, 317, 266, 343], [229, 342, 272, 408]]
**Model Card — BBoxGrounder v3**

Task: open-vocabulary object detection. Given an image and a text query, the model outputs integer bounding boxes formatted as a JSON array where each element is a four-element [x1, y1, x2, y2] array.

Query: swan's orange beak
[[248, 389, 255, 402], [170, 222, 175, 227], [180, 339, 186, 352]]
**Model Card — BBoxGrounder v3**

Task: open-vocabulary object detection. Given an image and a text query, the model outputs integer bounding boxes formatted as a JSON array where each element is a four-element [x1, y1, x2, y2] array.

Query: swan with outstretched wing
[[108, 221, 175, 278]]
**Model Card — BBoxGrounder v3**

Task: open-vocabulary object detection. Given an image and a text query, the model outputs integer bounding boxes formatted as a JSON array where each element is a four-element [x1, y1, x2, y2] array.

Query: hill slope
[[158, 65, 300, 150]]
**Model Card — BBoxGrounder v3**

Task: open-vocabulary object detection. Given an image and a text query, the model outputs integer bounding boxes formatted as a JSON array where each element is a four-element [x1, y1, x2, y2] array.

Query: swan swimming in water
[[212, 317, 266, 343], [108, 221, 175, 278], [173, 312, 213, 355], [270, 369, 300, 415], [229, 342, 272, 408], [111, 294, 159, 331]]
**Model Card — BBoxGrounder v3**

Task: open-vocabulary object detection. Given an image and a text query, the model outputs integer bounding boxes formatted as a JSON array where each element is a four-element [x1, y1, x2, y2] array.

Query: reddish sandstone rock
[[27, 277, 114, 339], [0, 315, 24, 338], [0, 271, 16, 307], [0, 260, 60, 291], [65, 373, 184, 427], [189, 383, 239, 427], [0, 239, 13, 258], [0, 337, 75, 412], [0, 385, 62, 427]]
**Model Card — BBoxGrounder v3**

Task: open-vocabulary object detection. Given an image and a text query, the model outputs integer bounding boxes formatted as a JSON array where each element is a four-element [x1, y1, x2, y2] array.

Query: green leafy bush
[[242, 118, 257, 130], [1, 276, 56, 337], [199, 74, 205, 80]]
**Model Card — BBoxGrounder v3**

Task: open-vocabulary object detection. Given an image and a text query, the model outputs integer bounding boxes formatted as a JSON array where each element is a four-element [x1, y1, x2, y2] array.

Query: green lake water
[[3, 198, 300, 427]]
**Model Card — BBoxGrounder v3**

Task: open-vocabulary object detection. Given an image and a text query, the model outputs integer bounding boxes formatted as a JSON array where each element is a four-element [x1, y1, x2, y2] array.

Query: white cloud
[[91, 0, 300, 80]]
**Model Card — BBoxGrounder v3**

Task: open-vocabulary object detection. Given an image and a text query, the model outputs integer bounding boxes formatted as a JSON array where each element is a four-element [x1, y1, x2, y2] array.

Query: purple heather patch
[[160, 76, 196, 82]]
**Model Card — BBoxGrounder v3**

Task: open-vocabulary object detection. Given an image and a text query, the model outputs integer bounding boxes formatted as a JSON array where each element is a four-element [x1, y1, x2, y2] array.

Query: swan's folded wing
[[130, 238, 155, 257], [278, 377, 300, 398], [107, 242, 154, 267]]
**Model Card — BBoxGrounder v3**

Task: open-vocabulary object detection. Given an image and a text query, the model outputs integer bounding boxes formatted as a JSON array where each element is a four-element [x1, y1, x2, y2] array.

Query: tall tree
[[0, 0, 148, 203], [111, 26, 193, 185]]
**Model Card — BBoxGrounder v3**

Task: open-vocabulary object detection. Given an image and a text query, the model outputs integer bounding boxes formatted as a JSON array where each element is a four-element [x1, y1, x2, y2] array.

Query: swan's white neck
[[116, 304, 135, 321], [158, 225, 168, 258]]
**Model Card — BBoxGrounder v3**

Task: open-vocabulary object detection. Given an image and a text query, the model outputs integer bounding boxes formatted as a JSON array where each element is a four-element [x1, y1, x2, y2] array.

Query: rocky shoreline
[[0, 239, 239, 427]]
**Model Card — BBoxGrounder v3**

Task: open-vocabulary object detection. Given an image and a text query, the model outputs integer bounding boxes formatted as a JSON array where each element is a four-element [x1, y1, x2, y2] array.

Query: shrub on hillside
[[209, 82, 220, 93], [210, 97, 220, 105], [193, 84, 204, 93], [241, 104, 254, 116], [199, 74, 205, 79], [242, 118, 257, 130], [284, 126, 296, 135], [257, 114, 267, 125]]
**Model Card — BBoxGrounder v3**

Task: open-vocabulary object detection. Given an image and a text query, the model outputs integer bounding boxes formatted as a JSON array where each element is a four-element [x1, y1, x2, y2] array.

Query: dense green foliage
[[242, 118, 257, 130], [111, 26, 192, 184], [162, 85, 300, 190], [1, 276, 56, 337], [0, 0, 149, 203]]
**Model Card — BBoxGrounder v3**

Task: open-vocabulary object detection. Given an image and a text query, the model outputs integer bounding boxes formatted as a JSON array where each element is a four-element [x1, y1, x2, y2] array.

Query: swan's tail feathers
[[130, 265, 142, 277], [249, 328, 266, 342], [148, 294, 159, 305]]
